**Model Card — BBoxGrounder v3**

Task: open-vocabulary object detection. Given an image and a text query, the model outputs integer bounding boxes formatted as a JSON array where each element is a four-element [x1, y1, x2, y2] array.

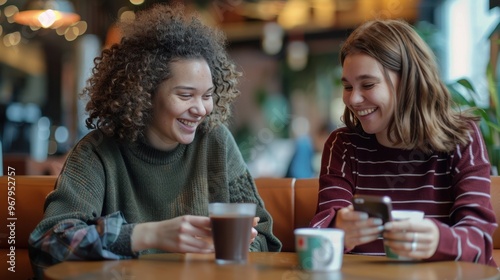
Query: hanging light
[[13, 0, 80, 29]]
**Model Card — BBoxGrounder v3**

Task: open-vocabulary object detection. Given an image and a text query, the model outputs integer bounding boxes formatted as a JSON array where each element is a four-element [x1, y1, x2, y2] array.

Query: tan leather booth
[[294, 178, 320, 229], [2, 175, 500, 280], [0, 175, 57, 280], [490, 176, 500, 264], [254, 177, 319, 252], [254, 177, 296, 252]]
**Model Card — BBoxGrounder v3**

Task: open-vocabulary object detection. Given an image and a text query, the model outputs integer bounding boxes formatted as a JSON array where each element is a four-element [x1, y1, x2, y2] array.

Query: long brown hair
[[340, 19, 477, 153]]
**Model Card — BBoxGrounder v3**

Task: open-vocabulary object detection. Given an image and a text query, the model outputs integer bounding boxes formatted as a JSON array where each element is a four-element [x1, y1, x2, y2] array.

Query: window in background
[[437, 0, 500, 106]]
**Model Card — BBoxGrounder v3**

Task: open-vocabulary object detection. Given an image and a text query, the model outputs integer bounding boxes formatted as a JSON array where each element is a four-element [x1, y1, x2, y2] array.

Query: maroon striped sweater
[[310, 122, 497, 266]]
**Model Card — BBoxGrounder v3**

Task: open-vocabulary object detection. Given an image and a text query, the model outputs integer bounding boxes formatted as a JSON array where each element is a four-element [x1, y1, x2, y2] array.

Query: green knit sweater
[[28, 125, 281, 272]]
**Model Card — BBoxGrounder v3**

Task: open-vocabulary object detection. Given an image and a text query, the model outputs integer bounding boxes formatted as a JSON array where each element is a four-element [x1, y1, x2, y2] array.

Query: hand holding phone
[[352, 194, 392, 224]]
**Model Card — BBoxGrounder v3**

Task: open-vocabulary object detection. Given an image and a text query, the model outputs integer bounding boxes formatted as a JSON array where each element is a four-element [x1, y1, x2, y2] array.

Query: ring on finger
[[411, 241, 417, 252]]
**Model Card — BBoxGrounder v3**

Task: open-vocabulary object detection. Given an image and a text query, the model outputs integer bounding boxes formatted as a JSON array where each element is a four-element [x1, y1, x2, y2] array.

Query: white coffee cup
[[294, 228, 344, 271], [391, 210, 424, 221], [385, 210, 424, 260]]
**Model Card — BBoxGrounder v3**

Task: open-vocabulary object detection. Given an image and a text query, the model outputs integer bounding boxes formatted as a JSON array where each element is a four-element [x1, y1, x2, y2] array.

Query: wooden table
[[44, 252, 500, 280]]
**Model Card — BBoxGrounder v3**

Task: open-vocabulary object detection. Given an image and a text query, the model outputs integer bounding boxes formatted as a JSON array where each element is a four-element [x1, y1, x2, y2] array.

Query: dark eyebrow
[[341, 75, 381, 83], [173, 86, 196, 91], [173, 86, 214, 93]]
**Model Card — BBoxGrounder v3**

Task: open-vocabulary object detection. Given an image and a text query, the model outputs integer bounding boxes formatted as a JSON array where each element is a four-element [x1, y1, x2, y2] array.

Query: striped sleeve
[[310, 128, 356, 228], [428, 123, 497, 266]]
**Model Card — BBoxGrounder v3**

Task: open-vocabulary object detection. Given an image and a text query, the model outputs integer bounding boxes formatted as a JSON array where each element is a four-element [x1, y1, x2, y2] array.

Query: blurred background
[[0, 0, 499, 178]]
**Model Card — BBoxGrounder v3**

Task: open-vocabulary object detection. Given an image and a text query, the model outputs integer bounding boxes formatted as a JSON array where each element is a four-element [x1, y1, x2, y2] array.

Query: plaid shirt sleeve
[[29, 211, 137, 277]]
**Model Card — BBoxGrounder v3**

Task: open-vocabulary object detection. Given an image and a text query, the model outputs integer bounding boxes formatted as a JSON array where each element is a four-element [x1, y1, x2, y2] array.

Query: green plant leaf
[[456, 78, 476, 91], [484, 118, 500, 132], [487, 63, 500, 123], [448, 81, 478, 107]]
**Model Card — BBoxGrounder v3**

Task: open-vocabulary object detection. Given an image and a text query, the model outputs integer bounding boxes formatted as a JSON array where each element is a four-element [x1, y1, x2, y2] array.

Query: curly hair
[[340, 19, 477, 153], [82, 3, 241, 142]]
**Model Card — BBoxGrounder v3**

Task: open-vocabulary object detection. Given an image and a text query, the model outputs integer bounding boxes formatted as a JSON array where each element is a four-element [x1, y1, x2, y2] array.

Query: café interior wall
[[0, 25, 105, 175], [227, 41, 343, 178], [0, 0, 439, 177], [0, 36, 341, 177]]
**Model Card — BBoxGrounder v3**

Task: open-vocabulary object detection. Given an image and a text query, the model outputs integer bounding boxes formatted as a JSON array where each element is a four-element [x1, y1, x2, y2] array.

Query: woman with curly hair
[[28, 3, 281, 277], [310, 19, 497, 266]]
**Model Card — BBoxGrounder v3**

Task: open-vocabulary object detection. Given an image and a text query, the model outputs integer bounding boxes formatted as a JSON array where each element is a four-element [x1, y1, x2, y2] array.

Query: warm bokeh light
[[4, 4, 18, 24], [277, 0, 309, 29], [54, 21, 87, 41], [14, 9, 80, 28], [312, 0, 335, 27], [238, 1, 283, 21], [38, 9, 57, 28], [64, 29, 77, 41], [3, 31, 21, 47], [2, 35, 19, 47], [130, 0, 145, 5], [120, 10, 136, 22], [56, 25, 66, 35], [3, 5, 18, 17], [75, 21, 87, 35]]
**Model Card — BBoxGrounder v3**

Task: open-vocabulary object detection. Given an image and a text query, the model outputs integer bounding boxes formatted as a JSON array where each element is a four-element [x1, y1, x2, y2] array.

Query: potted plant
[[448, 63, 500, 175]]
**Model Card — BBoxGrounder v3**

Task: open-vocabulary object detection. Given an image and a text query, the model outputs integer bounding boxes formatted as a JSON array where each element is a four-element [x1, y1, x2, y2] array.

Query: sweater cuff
[[108, 223, 138, 257], [250, 234, 268, 252], [426, 219, 453, 262]]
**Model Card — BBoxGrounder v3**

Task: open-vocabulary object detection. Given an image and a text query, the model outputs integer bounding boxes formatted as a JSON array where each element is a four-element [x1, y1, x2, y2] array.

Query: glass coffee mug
[[208, 203, 257, 264]]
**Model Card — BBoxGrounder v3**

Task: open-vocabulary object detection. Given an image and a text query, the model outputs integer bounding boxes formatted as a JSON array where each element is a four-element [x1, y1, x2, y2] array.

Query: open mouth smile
[[178, 119, 198, 127], [357, 108, 377, 116]]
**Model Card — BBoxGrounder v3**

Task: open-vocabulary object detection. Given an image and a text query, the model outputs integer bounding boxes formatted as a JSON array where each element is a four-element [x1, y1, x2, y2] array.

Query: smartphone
[[352, 194, 392, 224]]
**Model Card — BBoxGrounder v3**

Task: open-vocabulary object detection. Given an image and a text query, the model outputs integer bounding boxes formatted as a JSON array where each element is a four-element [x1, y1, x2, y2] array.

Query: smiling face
[[146, 58, 214, 151], [341, 53, 400, 147]]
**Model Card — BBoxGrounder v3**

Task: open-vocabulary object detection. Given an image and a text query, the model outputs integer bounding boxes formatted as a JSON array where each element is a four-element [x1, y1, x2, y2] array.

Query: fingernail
[[384, 223, 393, 230], [359, 213, 369, 219], [373, 218, 383, 225]]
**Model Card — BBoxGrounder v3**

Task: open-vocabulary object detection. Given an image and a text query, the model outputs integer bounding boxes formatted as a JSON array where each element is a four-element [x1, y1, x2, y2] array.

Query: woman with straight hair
[[310, 19, 497, 266]]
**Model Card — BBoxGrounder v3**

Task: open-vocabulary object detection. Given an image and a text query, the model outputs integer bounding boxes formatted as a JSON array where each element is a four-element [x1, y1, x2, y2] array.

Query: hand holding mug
[[383, 211, 439, 260], [131, 215, 214, 254]]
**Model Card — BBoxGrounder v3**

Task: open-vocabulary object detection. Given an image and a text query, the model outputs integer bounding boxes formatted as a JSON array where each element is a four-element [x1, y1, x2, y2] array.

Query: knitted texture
[[29, 125, 281, 276]]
